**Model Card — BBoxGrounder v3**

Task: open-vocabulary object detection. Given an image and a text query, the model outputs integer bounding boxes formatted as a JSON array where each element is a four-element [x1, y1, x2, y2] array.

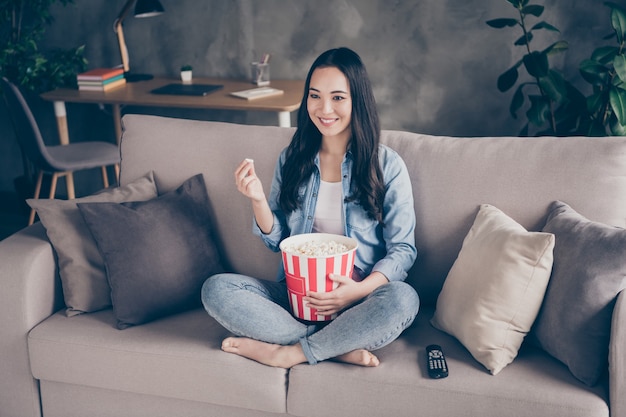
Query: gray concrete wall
[[0, 0, 608, 194]]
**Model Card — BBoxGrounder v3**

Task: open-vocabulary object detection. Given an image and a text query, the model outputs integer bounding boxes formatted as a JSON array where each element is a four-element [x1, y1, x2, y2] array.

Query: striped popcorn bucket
[[280, 233, 358, 322]]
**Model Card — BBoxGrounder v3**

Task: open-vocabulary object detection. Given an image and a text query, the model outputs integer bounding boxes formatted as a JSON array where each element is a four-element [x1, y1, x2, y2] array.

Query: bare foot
[[221, 337, 307, 368], [334, 349, 380, 367]]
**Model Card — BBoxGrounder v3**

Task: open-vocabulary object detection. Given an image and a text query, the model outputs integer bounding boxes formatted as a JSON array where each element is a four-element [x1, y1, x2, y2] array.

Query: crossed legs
[[202, 273, 419, 368]]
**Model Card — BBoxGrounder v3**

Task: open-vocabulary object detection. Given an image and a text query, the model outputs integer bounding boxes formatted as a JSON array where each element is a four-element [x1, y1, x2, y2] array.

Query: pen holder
[[251, 62, 270, 86]]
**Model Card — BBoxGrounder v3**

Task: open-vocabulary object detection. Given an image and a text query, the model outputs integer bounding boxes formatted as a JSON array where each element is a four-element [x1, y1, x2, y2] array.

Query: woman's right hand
[[235, 159, 265, 202], [235, 159, 274, 234]]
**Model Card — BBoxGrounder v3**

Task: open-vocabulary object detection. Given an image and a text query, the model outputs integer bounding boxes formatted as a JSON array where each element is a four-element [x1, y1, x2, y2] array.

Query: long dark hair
[[279, 47, 385, 223]]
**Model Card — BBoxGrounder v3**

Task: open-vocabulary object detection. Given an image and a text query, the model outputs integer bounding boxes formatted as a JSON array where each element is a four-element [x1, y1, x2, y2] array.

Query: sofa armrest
[[0, 224, 63, 417], [610, 290, 626, 417]]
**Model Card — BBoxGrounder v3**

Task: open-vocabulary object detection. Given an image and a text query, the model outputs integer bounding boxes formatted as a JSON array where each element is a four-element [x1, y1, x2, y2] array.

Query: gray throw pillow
[[532, 200, 626, 386], [78, 174, 225, 329], [27, 172, 158, 316]]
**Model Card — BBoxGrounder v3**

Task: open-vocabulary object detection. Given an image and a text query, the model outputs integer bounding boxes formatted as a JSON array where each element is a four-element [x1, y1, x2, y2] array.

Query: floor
[[0, 191, 29, 240]]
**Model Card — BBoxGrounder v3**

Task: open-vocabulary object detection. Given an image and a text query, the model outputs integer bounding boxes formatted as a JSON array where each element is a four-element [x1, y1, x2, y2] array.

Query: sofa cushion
[[380, 132, 626, 306], [431, 204, 554, 375], [532, 201, 626, 386], [28, 309, 288, 414], [27, 308, 608, 417], [118, 115, 291, 283], [78, 174, 225, 329], [27, 172, 158, 316], [287, 307, 609, 417]]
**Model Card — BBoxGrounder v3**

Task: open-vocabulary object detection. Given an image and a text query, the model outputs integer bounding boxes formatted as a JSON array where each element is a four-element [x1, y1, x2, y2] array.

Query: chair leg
[[114, 163, 120, 185], [49, 173, 59, 199], [101, 166, 110, 189], [65, 171, 75, 199], [28, 171, 44, 225]]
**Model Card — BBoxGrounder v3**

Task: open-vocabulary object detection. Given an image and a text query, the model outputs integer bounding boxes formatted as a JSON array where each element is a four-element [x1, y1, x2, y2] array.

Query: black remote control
[[426, 344, 449, 379]]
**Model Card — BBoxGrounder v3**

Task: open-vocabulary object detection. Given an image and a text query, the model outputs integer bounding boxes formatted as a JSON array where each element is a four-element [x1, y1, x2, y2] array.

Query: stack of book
[[77, 68, 126, 92]]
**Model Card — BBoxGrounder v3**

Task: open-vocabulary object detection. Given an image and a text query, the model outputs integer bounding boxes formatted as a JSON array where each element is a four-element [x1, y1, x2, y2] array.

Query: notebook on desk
[[150, 83, 223, 96]]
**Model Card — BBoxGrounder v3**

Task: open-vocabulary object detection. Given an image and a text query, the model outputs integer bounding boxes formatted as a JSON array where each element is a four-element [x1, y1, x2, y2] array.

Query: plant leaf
[[613, 54, 626, 83], [544, 41, 569, 56], [530, 21, 559, 32], [609, 86, 626, 126], [579, 59, 609, 85], [510, 84, 525, 118], [609, 114, 626, 135], [588, 120, 609, 136], [523, 51, 549, 78], [522, 5, 544, 17], [604, 1, 626, 13], [586, 91, 606, 116], [514, 32, 533, 46], [591, 46, 619, 64], [610, 5, 626, 44], [486, 18, 519, 28], [554, 91, 588, 135], [538, 70, 567, 104], [498, 66, 519, 92], [507, 0, 526, 9], [527, 95, 551, 126]]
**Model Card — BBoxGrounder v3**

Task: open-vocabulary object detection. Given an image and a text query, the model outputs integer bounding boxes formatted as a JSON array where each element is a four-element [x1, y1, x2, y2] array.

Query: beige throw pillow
[[431, 204, 555, 375]]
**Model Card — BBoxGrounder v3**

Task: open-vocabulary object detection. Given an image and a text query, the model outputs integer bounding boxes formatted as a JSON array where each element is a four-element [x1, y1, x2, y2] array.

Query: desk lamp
[[114, 0, 164, 82]]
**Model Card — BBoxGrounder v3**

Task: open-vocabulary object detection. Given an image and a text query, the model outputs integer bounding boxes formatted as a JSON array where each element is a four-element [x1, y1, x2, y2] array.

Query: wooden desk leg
[[112, 104, 122, 146], [278, 111, 291, 128], [53, 101, 76, 199], [53, 101, 70, 145]]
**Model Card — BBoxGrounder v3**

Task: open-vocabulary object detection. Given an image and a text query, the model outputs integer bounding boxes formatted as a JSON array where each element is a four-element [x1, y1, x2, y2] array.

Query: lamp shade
[[134, 0, 164, 18]]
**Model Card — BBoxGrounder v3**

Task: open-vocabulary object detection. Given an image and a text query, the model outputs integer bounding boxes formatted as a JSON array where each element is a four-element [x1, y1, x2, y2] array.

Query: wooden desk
[[41, 77, 304, 146]]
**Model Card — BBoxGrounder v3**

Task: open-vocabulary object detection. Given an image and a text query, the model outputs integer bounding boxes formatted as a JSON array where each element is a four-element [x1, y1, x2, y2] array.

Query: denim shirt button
[[307, 216, 312, 220]]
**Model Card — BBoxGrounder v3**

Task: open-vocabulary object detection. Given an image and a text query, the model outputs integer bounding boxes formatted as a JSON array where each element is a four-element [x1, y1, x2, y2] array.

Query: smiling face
[[307, 66, 352, 144]]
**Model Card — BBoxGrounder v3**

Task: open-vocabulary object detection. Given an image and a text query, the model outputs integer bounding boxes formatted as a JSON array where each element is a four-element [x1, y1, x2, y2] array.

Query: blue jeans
[[201, 273, 420, 365]]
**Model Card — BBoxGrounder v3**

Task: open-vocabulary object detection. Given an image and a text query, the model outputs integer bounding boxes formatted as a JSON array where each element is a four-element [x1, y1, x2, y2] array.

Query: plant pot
[[180, 70, 192, 84]]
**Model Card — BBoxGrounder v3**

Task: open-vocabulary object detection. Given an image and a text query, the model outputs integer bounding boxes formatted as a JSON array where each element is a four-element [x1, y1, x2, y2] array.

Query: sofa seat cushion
[[38, 380, 285, 417], [28, 309, 288, 414], [287, 308, 609, 417]]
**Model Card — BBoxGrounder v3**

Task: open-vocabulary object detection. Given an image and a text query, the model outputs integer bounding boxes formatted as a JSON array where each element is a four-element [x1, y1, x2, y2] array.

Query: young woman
[[202, 47, 419, 368]]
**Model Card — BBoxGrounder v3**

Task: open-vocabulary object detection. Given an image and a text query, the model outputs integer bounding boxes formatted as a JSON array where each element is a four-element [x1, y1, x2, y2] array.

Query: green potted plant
[[487, 0, 626, 136], [180, 64, 193, 84], [0, 0, 88, 93]]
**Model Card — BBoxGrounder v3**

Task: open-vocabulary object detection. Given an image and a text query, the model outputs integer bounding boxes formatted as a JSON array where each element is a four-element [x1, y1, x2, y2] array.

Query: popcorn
[[282, 239, 351, 257]]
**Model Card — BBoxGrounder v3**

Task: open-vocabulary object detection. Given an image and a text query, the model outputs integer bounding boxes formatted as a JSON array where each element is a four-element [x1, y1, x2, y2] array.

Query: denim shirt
[[253, 144, 417, 282]]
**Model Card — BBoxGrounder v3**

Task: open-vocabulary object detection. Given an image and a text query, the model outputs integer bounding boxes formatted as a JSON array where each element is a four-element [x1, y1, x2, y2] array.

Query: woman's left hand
[[304, 274, 366, 316]]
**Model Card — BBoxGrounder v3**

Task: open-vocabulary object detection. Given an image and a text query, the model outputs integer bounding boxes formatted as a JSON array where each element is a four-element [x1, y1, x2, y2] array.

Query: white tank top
[[312, 180, 344, 235]]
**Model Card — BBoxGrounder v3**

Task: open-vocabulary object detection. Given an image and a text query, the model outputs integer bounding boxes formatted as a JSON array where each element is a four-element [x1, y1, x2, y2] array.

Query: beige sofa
[[1, 114, 625, 417]]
